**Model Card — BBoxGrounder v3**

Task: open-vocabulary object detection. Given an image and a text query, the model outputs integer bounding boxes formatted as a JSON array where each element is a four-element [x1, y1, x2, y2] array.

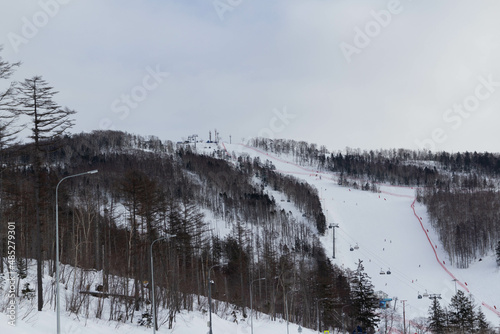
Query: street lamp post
[[250, 277, 266, 334], [208, 263, 227, 334], [150, 234, 175, 334], [315, 298, 329, 334], [285, 289, 297, 334], [341, 304, 349, 334], [56, 169, 98, 334]]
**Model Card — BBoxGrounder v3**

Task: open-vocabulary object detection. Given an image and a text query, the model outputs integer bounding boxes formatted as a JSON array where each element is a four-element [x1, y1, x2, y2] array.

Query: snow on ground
[[200, 207, 234, 239], [224, 142, 500, 327], [0, 307, 317, 334], [0, 260, 318, 334], [2, 141, 499, 333]]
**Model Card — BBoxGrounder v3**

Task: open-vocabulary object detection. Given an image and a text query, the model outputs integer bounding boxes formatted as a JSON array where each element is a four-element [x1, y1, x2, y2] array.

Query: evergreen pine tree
[[448, 290, 475, 333], [16, 258, 27, 279], [427, 297, 446, 334], [350, 260, 380, 331], [474, 307, 490, 332]]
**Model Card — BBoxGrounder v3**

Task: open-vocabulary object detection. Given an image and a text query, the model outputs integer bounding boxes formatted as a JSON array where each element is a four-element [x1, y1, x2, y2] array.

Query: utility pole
[[151, 234, 176, 334], [341, 304, 349, 334], [452, 278, 458, 293], [208, 263, 227, 334], [329, 223, 339, 258], [315, 298, 329, 334], [401, 300, 407, 334], [56, 170, 98, 334], [250, 277, 266, 334]]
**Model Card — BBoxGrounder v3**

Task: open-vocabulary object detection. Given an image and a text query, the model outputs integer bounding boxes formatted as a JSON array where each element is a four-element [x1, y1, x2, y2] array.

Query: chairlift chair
[[386, 268, 391, 275], [379, 269, 386, 275], [350, 245, 354, 251], [354, 243, 359, 250], [423, 290, 429, 298], [418, 293, 423, 299]]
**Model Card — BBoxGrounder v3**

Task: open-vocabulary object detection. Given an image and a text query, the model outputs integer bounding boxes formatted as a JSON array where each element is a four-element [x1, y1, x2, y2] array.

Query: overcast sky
[[1, 0, 499, 153]]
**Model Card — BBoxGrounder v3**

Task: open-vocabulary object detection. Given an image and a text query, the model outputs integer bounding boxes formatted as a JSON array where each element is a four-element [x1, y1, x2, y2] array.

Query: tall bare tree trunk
[[34, 160, 43, 311]]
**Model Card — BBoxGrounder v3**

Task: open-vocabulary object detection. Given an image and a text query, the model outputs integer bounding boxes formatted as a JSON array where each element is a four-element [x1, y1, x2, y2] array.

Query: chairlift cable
[[337, 227, 428, 293]]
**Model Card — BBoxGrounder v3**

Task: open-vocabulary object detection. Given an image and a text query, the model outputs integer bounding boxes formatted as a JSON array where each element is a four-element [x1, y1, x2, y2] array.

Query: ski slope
[[224, 142, 500, 327]]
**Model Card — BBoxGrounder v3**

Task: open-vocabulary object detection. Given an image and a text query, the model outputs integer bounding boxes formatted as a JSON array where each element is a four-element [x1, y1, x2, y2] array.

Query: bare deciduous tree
[[15, 75, 76, 311]]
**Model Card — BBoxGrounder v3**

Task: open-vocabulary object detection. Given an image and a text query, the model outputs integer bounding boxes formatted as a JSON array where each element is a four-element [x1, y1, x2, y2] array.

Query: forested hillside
[[1, 129, 500, 332], [0, 130, 349, 331], [250, 138, 500, 269]]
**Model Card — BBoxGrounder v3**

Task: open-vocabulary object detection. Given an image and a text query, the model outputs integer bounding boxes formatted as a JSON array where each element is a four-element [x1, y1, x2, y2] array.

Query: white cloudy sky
[[1, 0, 499, 152]]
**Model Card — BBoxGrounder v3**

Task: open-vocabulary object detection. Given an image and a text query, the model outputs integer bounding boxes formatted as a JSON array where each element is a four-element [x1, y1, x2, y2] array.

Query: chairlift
[[386, 268, 391, 275], [418, 292, 423, 299], [354, 243, 359, 250], [379, 268, 386, 275], [423, 290, 429, 298], [350, 245, 354, 252]]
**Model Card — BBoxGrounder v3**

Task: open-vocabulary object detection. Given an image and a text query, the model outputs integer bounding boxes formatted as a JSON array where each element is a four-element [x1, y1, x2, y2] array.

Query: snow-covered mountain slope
[[223, 142, 500, 326], [2, 138, 499, 333]]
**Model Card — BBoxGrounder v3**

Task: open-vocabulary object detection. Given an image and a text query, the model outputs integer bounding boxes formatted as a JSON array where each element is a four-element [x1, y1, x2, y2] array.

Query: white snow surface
[[0, 261, 317, 334], [2, 141, 499, 333], [1, 304, 315, 334]]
